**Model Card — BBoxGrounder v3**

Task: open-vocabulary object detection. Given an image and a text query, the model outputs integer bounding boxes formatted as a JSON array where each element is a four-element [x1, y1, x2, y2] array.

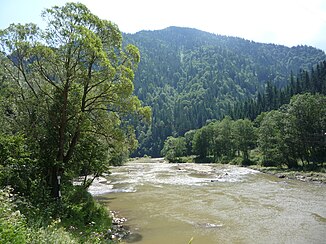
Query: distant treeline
[[162, 84, 326, 168], [161, 61, 326, 168]]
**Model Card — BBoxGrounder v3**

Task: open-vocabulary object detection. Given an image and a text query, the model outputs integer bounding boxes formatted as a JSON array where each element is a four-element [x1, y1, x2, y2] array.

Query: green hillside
[[124, 27, 326, 156]]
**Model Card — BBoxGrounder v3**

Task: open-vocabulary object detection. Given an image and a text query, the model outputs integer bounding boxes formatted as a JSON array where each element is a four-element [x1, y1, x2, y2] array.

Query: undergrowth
[[0, 186, 113, 244]]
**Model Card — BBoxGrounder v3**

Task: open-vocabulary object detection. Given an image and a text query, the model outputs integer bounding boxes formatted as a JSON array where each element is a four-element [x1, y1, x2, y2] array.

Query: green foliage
[[257, 93, 326, 168], [163, 93, 326, 169], [0, 187, 80, 244], [0, 2, 148, 198], [230, 156, 245, 166], [184, 130, 196, 156], [211, 117, 234, 161], [1, 184, 110, 242], [258, 110, 295, 167], [189, 117, 256, 163], [192, 125, 212, 159], [233, 119, 256, 161], [70, 134, 109, 185], [61, 186, 111, 235], [0, 187, 28, 243], [126, 27, 326, 156], [230, 61, 326, 120], [161, 136, 187, 162], [287, 93, 326, 164], [28, 225, 78, 244], [0, 2, 146, 243], [0, 134, 38, 195]]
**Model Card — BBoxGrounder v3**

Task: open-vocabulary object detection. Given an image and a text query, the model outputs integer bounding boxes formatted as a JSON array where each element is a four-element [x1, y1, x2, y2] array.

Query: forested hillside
[[124, 27, 326, 156], [161, 65, 326, 168]]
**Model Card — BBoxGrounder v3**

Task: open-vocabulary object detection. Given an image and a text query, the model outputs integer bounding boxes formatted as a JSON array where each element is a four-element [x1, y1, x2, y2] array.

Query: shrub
[[29, 224, 78, 244], [0, 187, 28, 243], [61, 185, 112, 235], [230, 157, 243, 165], [0, 186, 112, 244]]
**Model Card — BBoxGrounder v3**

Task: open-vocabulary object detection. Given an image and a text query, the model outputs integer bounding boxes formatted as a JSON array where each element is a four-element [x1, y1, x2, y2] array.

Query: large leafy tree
[[0, 3, 150, 198], [232, 119, 256, 162], [257, 93, 326, 168], [287, 93, 326, 164], [211, 117, 235, 161], [192, 125, 212, 159], [258, 110, 297, 167], [160, 136, 186, 162]]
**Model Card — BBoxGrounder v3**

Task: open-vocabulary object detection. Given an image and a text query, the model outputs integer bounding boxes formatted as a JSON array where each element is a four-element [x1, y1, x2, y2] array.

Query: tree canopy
[[0, 2, 150, 198], [162, 93, 326, 168]]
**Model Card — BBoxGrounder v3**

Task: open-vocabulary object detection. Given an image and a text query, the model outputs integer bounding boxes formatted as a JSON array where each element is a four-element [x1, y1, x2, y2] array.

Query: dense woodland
[[229, 62, 326, 119], [160, 59, 326, 168], [124, 27, 326, 156], [161, 93, 326, 169]]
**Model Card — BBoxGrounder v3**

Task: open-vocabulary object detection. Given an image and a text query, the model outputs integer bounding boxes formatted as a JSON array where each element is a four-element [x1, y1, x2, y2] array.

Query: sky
[[1, 0, 326, 51]]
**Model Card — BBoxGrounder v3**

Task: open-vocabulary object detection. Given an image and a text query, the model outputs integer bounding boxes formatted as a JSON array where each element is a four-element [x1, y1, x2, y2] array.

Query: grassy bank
[[0, 186, 116, 244], [248, 165, 326, 184]]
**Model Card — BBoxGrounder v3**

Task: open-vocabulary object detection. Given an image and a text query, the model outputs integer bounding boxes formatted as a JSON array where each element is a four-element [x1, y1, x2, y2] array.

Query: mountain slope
[[123, 27, 326, 156]]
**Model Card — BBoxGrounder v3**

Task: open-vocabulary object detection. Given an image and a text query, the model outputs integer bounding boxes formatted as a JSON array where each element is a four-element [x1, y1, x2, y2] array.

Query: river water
[[96, 159, 326, 244]]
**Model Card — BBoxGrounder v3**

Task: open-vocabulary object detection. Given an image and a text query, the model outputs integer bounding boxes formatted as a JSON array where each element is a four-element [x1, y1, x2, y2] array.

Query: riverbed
[[95, 159, 326, 244]]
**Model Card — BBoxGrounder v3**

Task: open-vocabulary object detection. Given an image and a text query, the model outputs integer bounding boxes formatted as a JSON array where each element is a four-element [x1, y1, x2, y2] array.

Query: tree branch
[[35, 56, 61, 90], [15, 52, 39, 98]]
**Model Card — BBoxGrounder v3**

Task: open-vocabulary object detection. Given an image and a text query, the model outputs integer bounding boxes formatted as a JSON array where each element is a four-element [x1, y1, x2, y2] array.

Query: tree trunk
[[51, 85, 68, 199], [48, 165, 60, 199], [57, 85, 69, 163]]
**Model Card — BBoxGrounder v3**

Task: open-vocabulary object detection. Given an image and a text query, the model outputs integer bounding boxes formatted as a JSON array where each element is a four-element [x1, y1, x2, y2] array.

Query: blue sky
[[1, 0, 326, 51]]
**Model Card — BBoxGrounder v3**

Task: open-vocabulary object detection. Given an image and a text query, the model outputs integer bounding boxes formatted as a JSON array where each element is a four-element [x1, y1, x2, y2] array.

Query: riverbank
[[157, 156, 326, 185], [72, 176, 131, 242], [129, 158, 326, 184], [248, 165, 326, 184], [83, 177, 131, 242], [107, 211, 130, 242]]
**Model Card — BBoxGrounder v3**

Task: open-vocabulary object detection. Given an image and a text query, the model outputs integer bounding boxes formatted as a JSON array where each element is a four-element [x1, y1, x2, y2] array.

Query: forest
[[125, 27, 326, 157], [0, 2, 326, 244], [161, 61, 326, 168], [161, 92, 326, 169]]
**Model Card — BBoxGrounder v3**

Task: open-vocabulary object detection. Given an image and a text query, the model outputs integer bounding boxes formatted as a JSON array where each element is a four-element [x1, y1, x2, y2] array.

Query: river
[[94, 158, 326, 244]]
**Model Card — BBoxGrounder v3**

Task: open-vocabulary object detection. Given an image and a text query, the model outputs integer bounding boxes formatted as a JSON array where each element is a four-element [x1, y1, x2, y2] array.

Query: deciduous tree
[[0, 2, 150, 198]]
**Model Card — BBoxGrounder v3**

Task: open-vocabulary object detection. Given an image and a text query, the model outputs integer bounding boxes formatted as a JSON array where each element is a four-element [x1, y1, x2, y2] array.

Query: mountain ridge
[[127, 26, 325, 53], [123, 26, 326, 156]]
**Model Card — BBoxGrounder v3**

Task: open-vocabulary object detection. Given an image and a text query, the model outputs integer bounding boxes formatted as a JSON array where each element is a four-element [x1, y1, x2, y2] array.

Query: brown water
[[97, 159, 326, 244]]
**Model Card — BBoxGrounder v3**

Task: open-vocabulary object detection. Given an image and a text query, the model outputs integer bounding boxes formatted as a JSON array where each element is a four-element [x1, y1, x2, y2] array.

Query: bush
[[29, 224, 78, 244], [230, 157, 243, 165], [261, 159, 279, 167], [0, 187, 80, 244], [241, 158, 254, 166], [0, 134, 37, 196], [0, 184, 113, 244], [61, 185, 112, 236], [0, 187, 28, 243]]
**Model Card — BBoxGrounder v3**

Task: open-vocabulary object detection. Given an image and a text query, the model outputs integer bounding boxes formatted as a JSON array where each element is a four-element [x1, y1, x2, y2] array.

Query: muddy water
[[98, 159, 326, 244]]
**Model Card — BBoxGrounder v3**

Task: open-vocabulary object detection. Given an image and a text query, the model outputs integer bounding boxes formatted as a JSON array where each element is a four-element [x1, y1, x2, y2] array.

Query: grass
[[0, 185, 115, 244]]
